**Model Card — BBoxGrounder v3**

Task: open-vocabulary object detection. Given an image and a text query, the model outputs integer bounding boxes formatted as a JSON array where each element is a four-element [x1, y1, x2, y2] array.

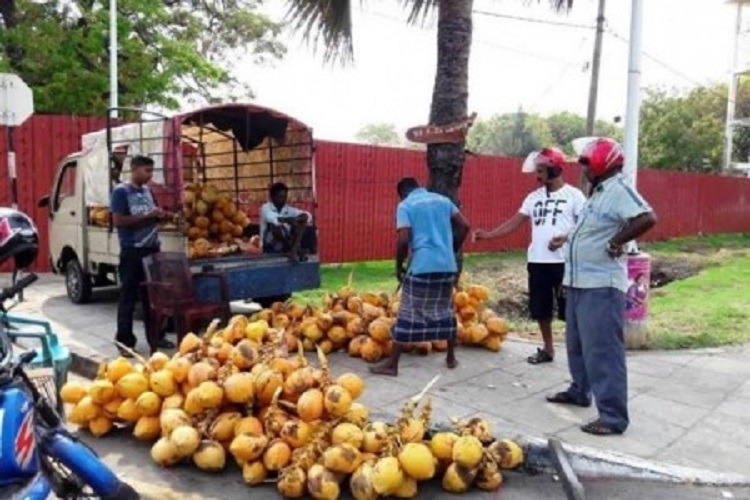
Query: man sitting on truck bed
[[260, 182, 311, 262], [111, 155, 174, 356]]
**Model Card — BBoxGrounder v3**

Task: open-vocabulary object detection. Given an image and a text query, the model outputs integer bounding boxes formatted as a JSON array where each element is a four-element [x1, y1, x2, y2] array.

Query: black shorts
[[527, 263, 566, 321]]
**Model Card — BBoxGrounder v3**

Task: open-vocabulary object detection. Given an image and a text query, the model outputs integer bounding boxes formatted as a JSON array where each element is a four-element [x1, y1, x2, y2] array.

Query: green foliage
[[638, 82, 750, 172], [467, 109, 622, 157], [467, 109, 552, 157], [0, 0, 285, 114], [546, 112, 623, 155], [466, 79, 748, 173], [355, 123, 403, 146]]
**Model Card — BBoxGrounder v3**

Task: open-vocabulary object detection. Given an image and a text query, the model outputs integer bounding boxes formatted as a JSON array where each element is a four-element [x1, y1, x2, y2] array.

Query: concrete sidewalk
[[8, 274, 750, 479]]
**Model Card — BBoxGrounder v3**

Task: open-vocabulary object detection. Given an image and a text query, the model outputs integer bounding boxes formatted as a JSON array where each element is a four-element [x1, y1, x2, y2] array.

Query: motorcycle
[[0, 273, 140, 499]]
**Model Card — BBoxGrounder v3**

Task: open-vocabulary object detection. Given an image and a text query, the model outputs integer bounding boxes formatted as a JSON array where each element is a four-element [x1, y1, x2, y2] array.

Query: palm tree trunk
[[426, 0, 473, 203]]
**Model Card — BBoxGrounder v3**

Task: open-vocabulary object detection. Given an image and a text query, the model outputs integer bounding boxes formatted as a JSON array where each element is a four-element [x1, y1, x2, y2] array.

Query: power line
[[606, 28, 741, 108], [473, 38, 584, 65], [472, 9, 595, 30], [368, 9, 584, 66], [528, 35, 592, 113], [606, 28, 703, 87], [372, 6, 719, 103]]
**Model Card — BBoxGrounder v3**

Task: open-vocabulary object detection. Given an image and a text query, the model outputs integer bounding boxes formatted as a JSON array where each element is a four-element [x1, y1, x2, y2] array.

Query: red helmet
[[578, 138, 624, 179], [533, 147, 566, 170]]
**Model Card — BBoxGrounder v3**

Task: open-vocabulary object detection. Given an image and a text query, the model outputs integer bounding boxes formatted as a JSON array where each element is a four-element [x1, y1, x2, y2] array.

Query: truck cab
[[39, 104, 321, 305]]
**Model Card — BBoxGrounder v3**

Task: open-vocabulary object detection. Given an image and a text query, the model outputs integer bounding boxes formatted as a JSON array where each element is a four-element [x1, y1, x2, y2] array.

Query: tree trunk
[[426, 0, 473, 204]]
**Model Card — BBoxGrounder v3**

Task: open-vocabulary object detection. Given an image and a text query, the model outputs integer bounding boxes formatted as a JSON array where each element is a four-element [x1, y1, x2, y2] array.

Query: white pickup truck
[[38, 104, 320, 304]]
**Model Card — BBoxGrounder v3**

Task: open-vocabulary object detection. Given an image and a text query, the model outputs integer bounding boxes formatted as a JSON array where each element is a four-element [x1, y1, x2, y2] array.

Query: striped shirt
[[564, 174, 652, 293]]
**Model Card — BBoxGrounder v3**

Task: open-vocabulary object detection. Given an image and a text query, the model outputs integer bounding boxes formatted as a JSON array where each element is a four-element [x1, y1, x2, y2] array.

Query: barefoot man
[[371, 178, 470, 377]]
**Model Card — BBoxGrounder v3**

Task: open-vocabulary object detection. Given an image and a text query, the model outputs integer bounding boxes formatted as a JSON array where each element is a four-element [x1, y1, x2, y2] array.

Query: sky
[[232, 0, 739, 143]]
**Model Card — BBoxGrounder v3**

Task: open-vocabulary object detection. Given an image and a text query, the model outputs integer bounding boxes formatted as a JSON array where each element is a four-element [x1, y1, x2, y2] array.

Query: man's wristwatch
[[606, 240, 621, 253]]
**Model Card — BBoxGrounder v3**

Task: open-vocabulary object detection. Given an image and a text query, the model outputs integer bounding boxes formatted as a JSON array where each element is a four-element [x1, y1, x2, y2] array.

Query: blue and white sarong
[[393, 272, 457, 343]]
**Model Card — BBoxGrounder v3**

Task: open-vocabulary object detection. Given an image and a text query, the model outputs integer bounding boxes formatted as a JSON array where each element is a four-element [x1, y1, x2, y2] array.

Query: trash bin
[[624, 252, 651, 349]]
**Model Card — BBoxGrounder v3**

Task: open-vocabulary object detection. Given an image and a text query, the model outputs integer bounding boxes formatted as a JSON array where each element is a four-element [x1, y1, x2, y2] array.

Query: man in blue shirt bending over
[[371, 177, 470, 377]]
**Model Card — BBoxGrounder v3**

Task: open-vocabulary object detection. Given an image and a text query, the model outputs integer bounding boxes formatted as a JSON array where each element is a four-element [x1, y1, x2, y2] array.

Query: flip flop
[[545, 391, 591, 408], [580, 419, 624, 436], [528, 348, 554, 365], [116, 345, 136, 358], [157, 338, 175, 349]]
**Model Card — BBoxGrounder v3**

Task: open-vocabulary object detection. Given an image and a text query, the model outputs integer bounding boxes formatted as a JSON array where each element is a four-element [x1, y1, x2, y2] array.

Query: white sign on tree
[[0, 73, 34, 210]]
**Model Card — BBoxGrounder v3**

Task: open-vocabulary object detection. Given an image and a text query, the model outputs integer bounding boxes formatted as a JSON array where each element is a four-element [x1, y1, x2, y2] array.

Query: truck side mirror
[[38, 195, 50, 208]]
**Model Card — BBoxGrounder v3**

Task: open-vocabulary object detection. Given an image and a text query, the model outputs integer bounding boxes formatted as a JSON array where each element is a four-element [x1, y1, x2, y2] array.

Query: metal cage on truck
[[40, 104, 321, 304]]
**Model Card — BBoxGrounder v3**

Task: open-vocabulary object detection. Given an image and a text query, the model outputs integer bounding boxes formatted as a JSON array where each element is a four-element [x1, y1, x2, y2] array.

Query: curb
[[13, 336, 106, 381], [70, 350, 109, 380], [521, 436, 750, 487], [548, 438, 585, 500]]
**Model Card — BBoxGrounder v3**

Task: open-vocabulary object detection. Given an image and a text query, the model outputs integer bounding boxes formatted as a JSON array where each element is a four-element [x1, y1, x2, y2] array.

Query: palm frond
[[550, 0, 574, 11], [285, 0, 355, 64], [404, 0, 439, 25]]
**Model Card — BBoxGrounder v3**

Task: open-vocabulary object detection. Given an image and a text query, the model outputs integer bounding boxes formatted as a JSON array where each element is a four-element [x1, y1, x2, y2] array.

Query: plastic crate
[[25, 366, 60, 412], [2, 313, 71, 415]]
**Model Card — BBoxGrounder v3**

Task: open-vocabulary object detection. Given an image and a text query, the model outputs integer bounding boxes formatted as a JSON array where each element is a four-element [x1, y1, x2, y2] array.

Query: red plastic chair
[[141, 252, 230, 353]]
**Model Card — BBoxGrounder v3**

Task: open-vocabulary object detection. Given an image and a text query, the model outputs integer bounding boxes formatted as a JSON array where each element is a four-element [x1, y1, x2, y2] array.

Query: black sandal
[[581, 419, 623, 436], [545, 391, 591, 408], [157, 338, 175, 349], [116, 345, 136, 358], [528, 348, 554, 365]]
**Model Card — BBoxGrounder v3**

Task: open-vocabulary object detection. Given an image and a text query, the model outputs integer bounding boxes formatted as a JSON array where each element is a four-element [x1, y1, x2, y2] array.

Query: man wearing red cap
[[546, 138, 657, 436], [475, 147, 586, 365]]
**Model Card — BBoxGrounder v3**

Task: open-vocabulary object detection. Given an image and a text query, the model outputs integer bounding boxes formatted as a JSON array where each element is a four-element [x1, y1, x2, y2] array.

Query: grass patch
[[294, 260, 396, 304], [293, 252, 526, 305], [648, 254, 750, 349], [293, 233, 750, 350], [640, 233, 750, 255]]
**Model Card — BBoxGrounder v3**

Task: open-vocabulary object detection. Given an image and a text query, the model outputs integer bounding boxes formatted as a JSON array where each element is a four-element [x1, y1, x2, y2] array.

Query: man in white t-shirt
[[474, 147, 586, 365], [260, 182, 311, 262]]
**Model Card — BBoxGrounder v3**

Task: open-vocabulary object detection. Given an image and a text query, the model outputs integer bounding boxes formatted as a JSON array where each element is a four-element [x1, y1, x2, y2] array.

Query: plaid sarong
[[393, 272, 457, 343]]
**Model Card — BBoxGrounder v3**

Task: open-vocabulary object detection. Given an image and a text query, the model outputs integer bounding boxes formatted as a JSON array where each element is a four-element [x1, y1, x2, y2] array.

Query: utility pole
[[623, 0, 643, 189], [724, 1, 747, 173], [581, 0, 606, 191], [586, 0, 606, 137], [109, 0, 118, 118]]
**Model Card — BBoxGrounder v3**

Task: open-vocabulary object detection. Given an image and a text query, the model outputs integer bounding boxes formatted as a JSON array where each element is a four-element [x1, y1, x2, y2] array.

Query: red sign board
[[406, 113, 477, 144]]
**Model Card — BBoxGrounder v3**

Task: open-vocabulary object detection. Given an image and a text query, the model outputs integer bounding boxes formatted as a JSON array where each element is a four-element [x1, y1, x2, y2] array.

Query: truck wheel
[[66, 259, 93, 304]]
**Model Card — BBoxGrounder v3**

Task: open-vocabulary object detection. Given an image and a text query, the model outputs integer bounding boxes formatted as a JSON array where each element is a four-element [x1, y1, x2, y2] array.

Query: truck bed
[[86, 227, 320, 301], [86, 226, 186, 267], [191, 254, 321, 302]]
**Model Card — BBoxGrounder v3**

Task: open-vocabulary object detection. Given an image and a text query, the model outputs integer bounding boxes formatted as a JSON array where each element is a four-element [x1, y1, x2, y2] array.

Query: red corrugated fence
[[314, 141, 750, 263], [2, 116, 749, 271]]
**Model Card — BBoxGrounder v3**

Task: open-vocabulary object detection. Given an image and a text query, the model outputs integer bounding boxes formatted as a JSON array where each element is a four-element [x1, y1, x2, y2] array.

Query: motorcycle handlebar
[[0, 273, 38, 370], [0, 273, 38, 303]]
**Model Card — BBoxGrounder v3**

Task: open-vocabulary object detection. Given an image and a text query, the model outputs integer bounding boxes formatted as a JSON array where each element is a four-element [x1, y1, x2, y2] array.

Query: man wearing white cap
[[475, 147, 586, 365]]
